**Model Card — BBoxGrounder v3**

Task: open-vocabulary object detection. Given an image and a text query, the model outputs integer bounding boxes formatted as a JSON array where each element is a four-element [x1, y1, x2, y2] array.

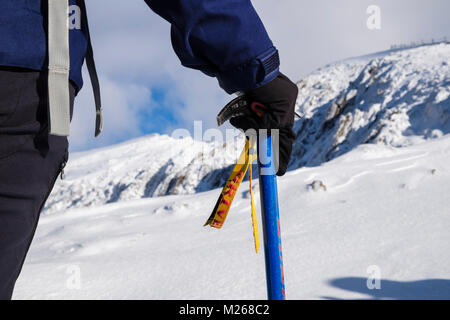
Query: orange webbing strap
[[204, 138, 260, 253]]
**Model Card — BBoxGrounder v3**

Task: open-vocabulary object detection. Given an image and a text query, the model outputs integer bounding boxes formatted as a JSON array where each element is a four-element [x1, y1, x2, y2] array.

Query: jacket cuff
[[217, 47, 280, 94]]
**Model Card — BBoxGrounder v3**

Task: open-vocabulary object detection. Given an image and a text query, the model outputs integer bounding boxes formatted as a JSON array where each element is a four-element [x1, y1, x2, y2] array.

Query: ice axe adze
[[217, 96, 286, 300]]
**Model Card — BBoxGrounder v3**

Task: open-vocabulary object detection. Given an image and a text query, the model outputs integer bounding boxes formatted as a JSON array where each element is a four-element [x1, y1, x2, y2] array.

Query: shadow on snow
[[323, 277, 450, 300]]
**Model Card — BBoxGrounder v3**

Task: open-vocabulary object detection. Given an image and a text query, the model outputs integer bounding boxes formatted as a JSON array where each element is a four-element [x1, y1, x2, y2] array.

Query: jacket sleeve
[[144, 0, 280, 94]]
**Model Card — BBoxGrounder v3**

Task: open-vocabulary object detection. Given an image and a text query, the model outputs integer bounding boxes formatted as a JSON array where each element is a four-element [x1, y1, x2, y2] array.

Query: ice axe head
[[216, 95, 267, 127]]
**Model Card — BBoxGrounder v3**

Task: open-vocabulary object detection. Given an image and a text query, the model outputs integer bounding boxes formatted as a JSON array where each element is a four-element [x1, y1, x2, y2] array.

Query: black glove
[[230, 72, 298, 176]]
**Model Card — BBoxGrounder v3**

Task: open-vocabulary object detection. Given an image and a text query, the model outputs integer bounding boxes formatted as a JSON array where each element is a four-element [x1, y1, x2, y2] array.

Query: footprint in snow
[[49, 241, 84, 254], [399, 170, 433, 190], [77, 233, 146, 257]]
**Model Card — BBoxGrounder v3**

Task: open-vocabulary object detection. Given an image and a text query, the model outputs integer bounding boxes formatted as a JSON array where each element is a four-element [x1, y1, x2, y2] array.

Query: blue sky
[[69, 0, 450, 152]]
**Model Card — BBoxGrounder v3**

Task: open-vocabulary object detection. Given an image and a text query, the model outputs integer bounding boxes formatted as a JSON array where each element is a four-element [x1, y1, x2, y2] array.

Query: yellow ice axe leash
[[204, 137, 260, 253], [206, 95, 286, 299], [248, 147, 260, 253]]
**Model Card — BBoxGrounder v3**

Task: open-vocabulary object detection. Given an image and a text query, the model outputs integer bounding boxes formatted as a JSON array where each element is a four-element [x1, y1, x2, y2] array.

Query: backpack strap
[[47, 0, 71, 136], [79, 0, 103, 137], [47, 0, 103, 137]]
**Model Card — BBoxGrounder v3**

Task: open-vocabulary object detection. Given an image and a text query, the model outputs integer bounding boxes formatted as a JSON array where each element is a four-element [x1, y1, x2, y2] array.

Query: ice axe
[[217, 96, 286, 300]]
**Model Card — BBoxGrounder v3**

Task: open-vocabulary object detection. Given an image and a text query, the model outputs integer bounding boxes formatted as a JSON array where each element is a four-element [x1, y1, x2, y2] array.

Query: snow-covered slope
[[292, 43, 450, 167], [45, 134, 242, 213], [44, 43, 450, 215], [16, 135, 450, 299]]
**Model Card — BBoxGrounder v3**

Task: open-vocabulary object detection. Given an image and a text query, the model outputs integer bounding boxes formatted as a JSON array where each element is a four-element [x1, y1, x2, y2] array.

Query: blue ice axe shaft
[[257, 134, 286, 300]]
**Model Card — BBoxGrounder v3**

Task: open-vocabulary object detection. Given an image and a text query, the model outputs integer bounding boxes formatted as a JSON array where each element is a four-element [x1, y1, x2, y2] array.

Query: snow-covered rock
[[292, 43, 450, 167], [45, 134, 243, 213]]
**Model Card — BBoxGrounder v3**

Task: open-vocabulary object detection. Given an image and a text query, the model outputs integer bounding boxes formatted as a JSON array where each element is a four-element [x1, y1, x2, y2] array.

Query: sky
[[69, 0, 450, 151]]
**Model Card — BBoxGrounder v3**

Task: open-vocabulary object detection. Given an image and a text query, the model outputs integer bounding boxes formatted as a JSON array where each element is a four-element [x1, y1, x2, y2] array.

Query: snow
[[14, 135, 450, 299], [13, 43, 450, 299], [44, 133, 244, 214]]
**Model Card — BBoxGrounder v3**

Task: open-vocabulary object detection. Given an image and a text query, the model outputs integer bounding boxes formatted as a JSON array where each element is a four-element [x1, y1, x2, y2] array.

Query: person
[[0, 0, 298, 299]]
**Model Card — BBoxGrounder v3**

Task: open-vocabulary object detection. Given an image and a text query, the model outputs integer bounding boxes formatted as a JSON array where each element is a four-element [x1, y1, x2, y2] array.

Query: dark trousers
[[0, 67, 74, 299]]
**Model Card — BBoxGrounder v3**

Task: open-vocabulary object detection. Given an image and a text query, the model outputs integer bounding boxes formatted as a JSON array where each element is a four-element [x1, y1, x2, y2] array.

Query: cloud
[[69, 74, 151, 151], [252, 0, 450, 81]]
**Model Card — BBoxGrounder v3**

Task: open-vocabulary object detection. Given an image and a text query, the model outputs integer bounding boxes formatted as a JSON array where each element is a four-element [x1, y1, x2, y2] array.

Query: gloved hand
[[230, 72, 298, 176]]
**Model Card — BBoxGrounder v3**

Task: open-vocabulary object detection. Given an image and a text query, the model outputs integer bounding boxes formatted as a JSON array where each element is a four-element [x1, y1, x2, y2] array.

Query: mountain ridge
[[44, 43, 450, 214]]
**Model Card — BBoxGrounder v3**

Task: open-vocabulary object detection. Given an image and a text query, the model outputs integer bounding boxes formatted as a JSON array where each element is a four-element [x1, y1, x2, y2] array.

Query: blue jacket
[[0, 0, 279, 94]]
